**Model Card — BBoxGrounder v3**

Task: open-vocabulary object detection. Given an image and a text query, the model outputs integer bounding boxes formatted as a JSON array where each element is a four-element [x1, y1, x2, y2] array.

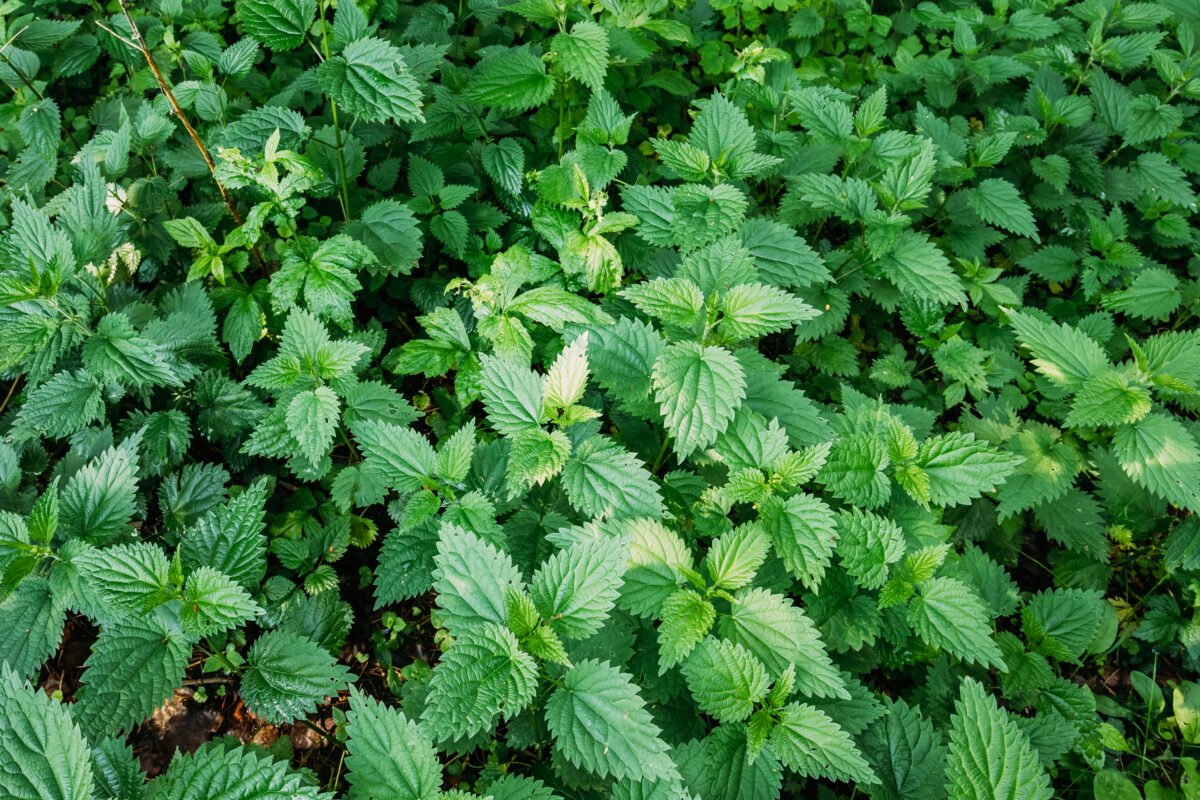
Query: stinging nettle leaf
[[236, 0, 316, 50], [946, 678, 1054, 800], [346, 687, 441, 800], [552, 20, 609, 90], [466, 47, 555, 112], [908, 577, 1005, 671], [432, 524, 525, 634], [318, 37, 425, 124], [0, 665, 93, 800], [240, 629, 354, 723], [531, 535, 625, 640], [562, 436, 664, 520], [653, 342, 747, 460], [545, 659, 679, 783]]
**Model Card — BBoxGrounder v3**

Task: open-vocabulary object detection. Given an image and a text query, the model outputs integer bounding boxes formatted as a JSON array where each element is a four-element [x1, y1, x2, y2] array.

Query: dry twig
[[103, 1, 269, 270]]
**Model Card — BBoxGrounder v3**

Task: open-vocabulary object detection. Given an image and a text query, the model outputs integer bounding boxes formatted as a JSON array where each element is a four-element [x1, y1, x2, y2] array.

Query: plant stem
[[558, 81, 567, 160], [318, 2, 352, 221], [330, 99, 352, 221], [651, 436, 672, 474]]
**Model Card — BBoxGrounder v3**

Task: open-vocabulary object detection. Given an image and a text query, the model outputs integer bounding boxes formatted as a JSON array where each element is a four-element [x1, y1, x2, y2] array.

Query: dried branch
[[106, 2, 270, 275], [110, 2, 246, 227]]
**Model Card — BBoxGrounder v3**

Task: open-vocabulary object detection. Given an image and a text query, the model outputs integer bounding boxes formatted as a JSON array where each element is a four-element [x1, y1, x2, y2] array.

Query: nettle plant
[[2, 0, 1200, 797]]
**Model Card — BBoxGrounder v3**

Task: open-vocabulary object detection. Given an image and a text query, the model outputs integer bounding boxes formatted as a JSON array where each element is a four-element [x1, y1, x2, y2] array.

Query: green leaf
[[73, 617, 191, 739], [759, 494, 837, 592], [718, 587, 847, 698], [218, 36, 262, 78], [552, 21, 608, 90], [914, 431, 1021, 508], [286, 386, 340, 466], [74, 541, 170, 612], [479, 354, 546, 435], [240, 630, 354, 723], [346, 687, 441, 800], [466, 47, 555, 112], [1124, 95, 1181, 145], [1065, 369, 1153, 428], [653, 138, 711, 182], [907, 577, 1004, 671], [587, 316, 664, 401], [795, 90, 852, 145], [671, 184, 748, 248], [13, 369, 103, 440], [545, 659, 679, 782], [164, 217, 217, 250], [657, 589, 716, 672], [877, 139, 936, 211], [179, 479, 269, 589], [1022, 589, 1106, 664], [531, 536, 625, 640], [705, 523, 770, 592], [968, 178, 1039, 240], [621, 278, 705, 331], [430, 211, 469, 258], [353, 421, 437, 492], [820, 433, 890, 509], [681, 637, 770, 723], [739, 351, 834, 448], [423, 622, 537, 739], [1103, 269, 1181, 321], [61, 445, 138, 545], [719, 283, 819, 341], [0, 664, 93, 800], [180, 566, 260, 637], [509, 286, 612, 330], [343, 381, 419, 431], [89, 738, 144, 800], [836, 508, 905, 590], [678, 724, 781, 800], [437, 421, 477, 484], [714, 408, 789, 473], [271, 235, 366, 323], [318, 37, 424, 124], [1006, 309, 1108, 391], [1112, 413, 1200, 513], [995, 423, 1083, 518], [770, 702, 877, 785], [1174, 682, 1200, 745], [621, 184, 676, 246], [347, 200, 423, 276], [221, 283, 266, 363], [236, 0, 315, 50], [860, 697, 947, 800], [543, 333, 591, 409], [1094, 770, 1142, 800], [620, 519, 690, 618], [653, 342, 746, 459], [739, 218, 830, 289], [506, 427, 571, 489], [562, 436, 664, 519], [946, 678, 1053, 800], [432, 524, 524, 634], [0, 576, 65, 680], [149, 740, 331, 799], [690, 93, 756, 171], [482, 139, 525, 196], [877, 231, 966, 306]]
